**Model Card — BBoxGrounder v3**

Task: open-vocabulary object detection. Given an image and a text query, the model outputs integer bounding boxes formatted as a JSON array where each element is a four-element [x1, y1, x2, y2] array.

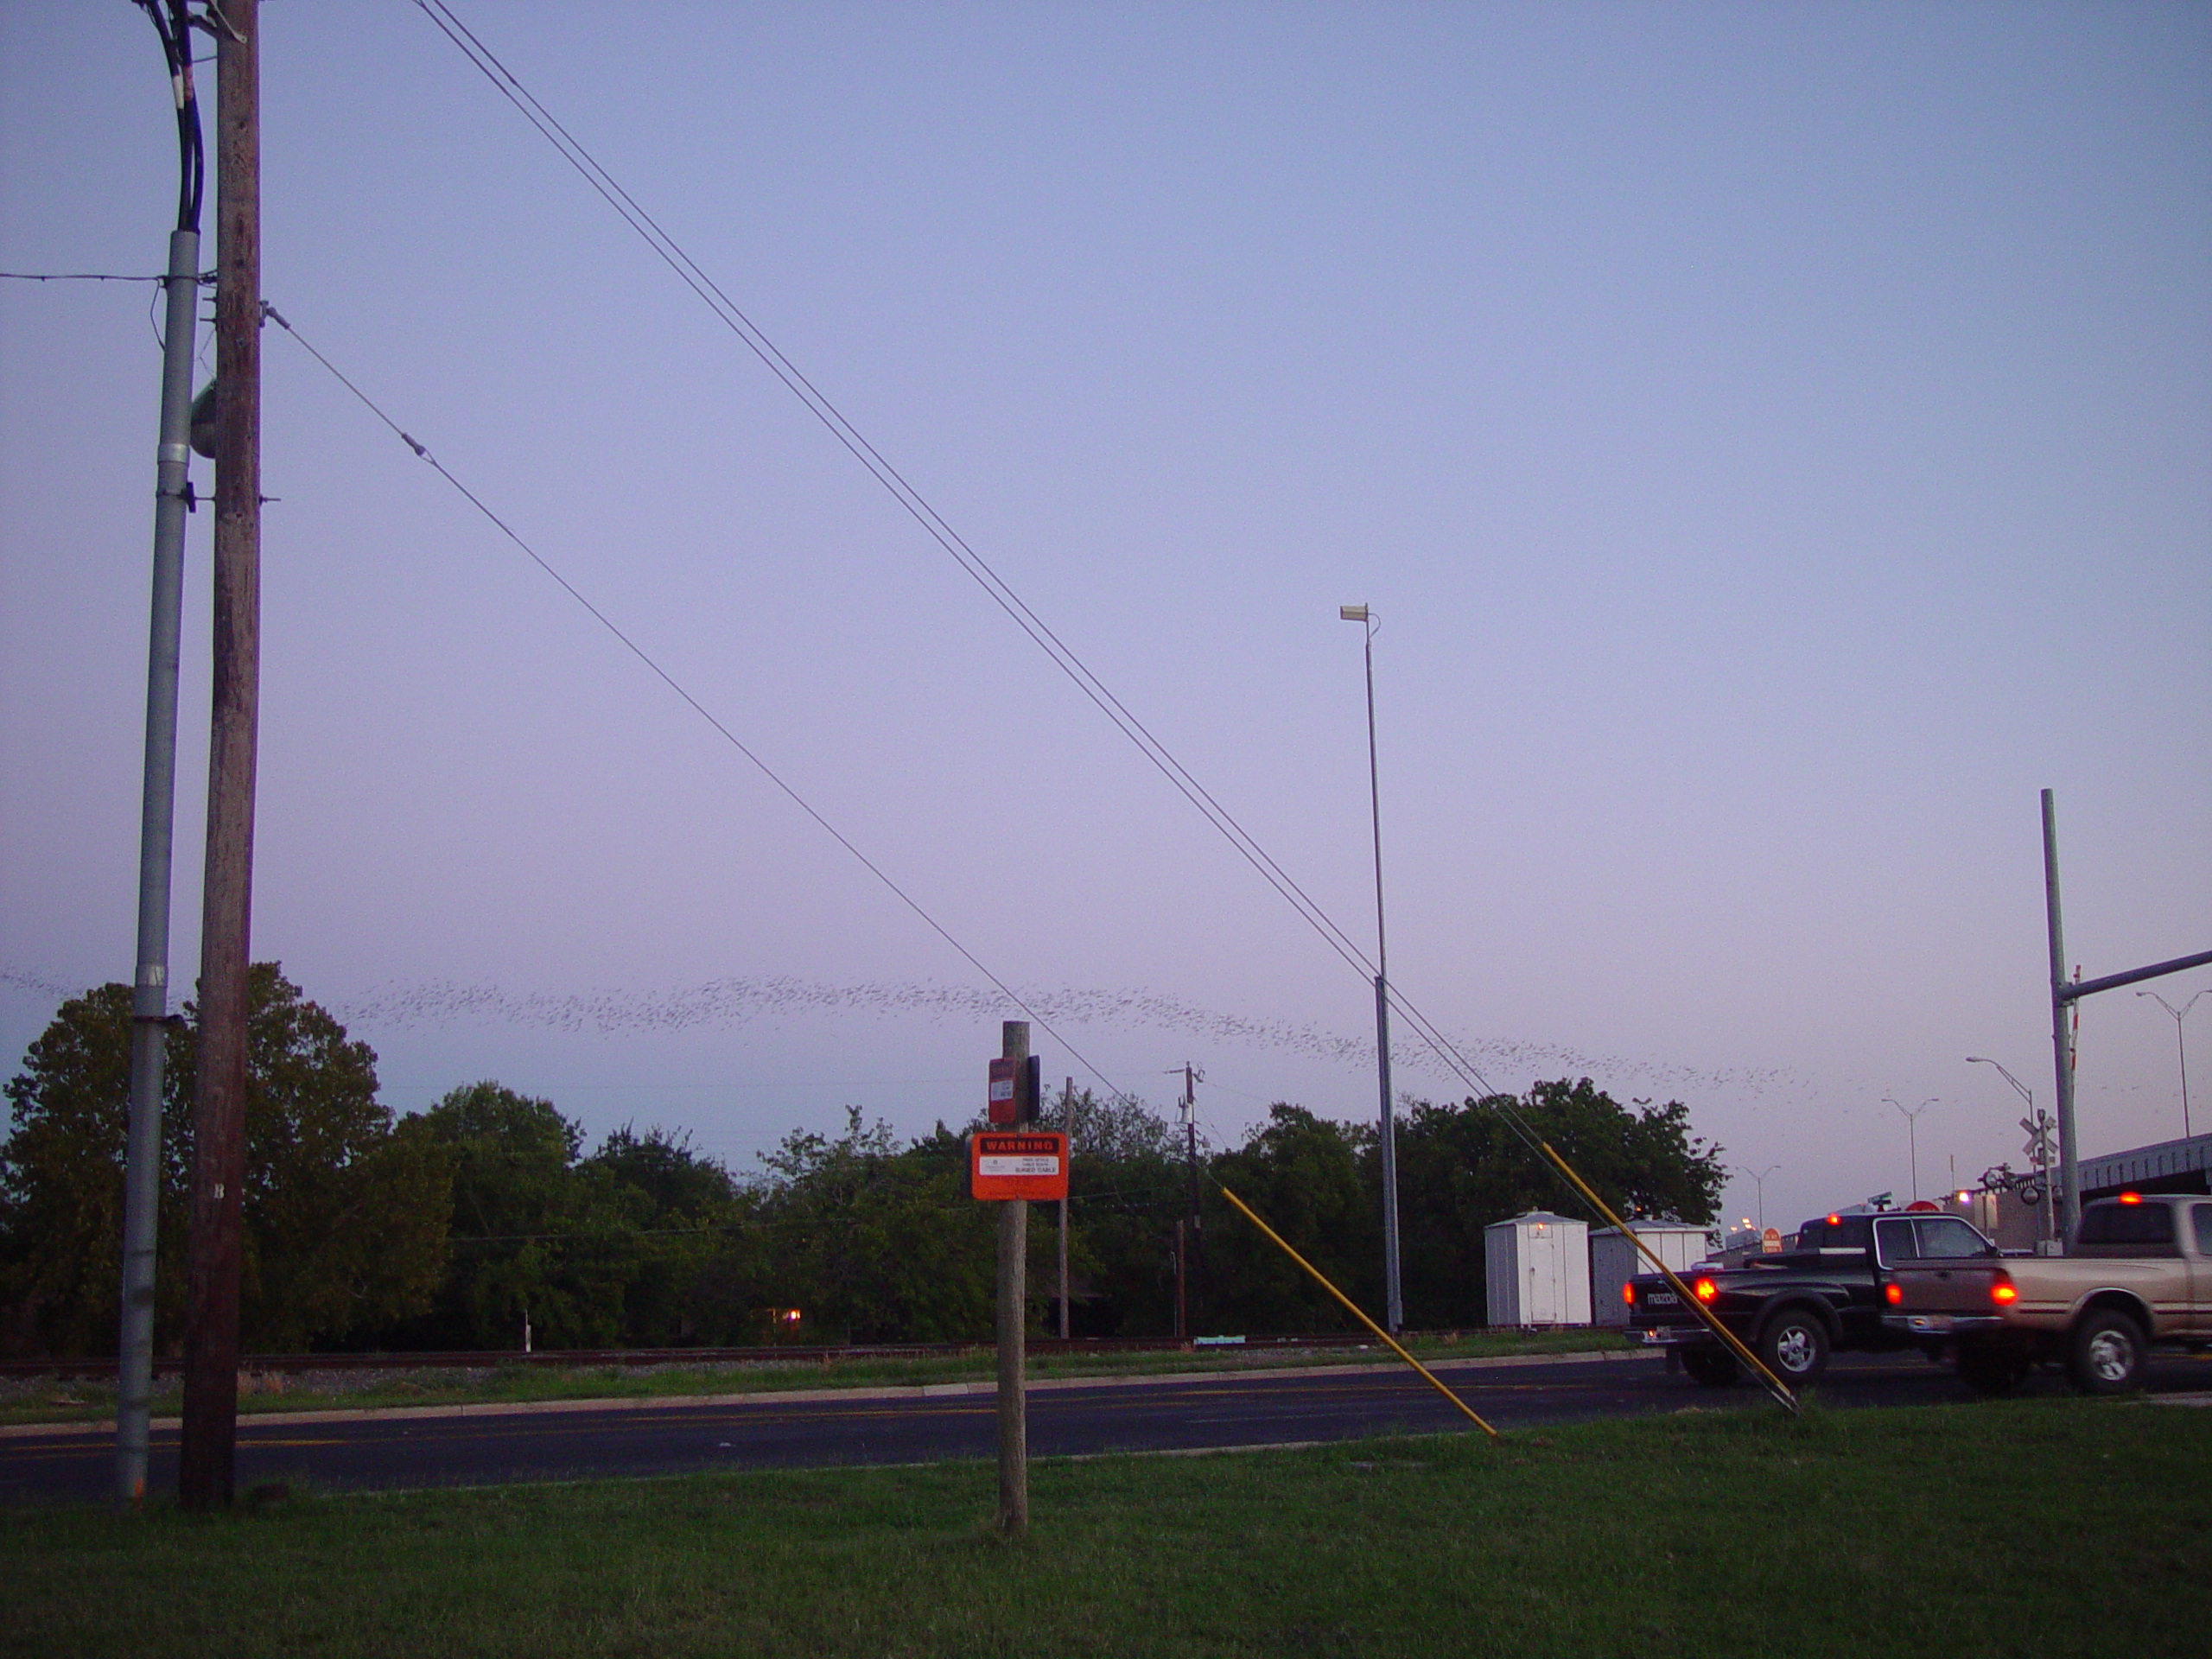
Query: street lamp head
[[1339, 605, 1370, 622]]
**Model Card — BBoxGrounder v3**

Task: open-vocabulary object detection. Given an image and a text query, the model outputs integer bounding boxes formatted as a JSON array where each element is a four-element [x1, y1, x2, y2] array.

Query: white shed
[[1484, 1211, 1592, 1327], [1588, 1222, 1711, 1326]]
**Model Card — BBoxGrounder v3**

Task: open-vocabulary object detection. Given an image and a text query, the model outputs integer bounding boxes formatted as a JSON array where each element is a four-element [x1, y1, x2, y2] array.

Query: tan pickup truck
[[1882, 1192, 2212, 1395]]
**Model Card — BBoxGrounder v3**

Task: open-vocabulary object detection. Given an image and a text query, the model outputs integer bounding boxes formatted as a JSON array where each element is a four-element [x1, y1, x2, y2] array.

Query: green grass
[[0, 1327, 1618, 1426], [3, 1397, 2204, 1656]]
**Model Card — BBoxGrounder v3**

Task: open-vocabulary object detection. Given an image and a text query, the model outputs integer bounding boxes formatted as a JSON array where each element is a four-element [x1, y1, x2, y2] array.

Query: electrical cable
[[405, 0, 1389, 1003], [0, 270, 188, 283], [398, 3, 1751, 1333], [403, 3, 1534, 1140], [132, 0, 203, 234], [262, 302, 1138, 1115]]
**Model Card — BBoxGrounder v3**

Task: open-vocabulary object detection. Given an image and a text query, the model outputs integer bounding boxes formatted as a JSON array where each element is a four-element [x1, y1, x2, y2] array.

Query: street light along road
[[1882, 1097, 1937, 1205], [1339, 603, 1402, 1333], [2135, 988, 2204, 1141], [1735, 1165, 1779, 1233]]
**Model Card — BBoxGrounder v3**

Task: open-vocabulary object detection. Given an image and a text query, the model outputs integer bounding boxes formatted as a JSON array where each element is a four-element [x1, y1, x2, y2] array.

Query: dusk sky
[[4, 2, 2207, 1234]]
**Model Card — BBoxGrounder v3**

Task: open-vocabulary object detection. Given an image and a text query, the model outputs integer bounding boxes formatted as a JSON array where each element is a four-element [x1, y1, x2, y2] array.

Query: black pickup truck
[[1622, 1210, 2001, 1386]]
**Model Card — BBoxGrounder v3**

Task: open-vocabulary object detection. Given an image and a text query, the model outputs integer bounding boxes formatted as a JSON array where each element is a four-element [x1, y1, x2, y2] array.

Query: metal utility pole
[[1882, 1098, 1936, 1205], [180, 0, 260, 1514], [1340, 605, 1402, 1332], [2041, 790, 2081, 1240], [117, 0, 203, 1512], [2135, 989, 2204, 1141], [1058, 1076, 1073, 1340], [994, 1020, 1029, 1538]]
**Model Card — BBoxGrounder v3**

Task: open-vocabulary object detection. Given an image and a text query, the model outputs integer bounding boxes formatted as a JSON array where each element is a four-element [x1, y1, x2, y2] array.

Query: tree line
[[0, 966, 1726, 1357]]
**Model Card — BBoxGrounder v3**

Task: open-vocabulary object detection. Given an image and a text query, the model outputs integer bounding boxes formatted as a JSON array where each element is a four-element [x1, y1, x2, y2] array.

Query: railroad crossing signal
[[2021, 1111, 2056, 1166]]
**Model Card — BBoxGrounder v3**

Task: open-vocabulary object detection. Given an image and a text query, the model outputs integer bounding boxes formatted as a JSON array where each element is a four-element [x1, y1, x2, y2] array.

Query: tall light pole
[[2135, 989, 2204, 1141], [1967, 1055, 2053, 1249], [1882, 1097, 1936, 1204], [1735, 1165, 1779, 1233], [1340, 604, 1402, 1332]]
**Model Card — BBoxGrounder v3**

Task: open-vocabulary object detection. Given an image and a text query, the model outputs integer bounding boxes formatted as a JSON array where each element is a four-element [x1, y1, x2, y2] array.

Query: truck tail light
[[2119, 1191, 2142, 1205], [1693, 1277, 1718, 1303], [1622, 1281, 1635, 1306], [1884, 1282, 1902, 1306], [1990, 1272, 2018, 1306]]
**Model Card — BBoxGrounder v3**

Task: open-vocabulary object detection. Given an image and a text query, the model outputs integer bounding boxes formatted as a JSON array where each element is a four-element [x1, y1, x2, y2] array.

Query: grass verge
[[3, 1396, 2204, 1656], [0, 1327, 1618, 1426]]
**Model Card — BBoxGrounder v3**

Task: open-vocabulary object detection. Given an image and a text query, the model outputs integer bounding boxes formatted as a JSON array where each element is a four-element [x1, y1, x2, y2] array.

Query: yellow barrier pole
[[1216, 1184, 1500, 1439], [1535, 1141, 1800, 1416]]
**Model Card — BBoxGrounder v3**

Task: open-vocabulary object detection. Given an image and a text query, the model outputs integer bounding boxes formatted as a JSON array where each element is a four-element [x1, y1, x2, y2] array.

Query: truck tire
[[2068, 1309, 2147, 1395], [1681, 1345, 1738, 1387], [1955, 1343, 2029, 1396], [1756, 1306, 1831, 1385]]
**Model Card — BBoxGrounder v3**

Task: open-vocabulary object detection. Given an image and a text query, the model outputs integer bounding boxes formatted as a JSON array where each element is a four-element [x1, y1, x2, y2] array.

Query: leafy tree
[[1202, 1104, 1378, 1333], [383, 1081, 620, 1350], [579, 1125, 758, 1346], [0, 984, 170, 1355], [1392, 1079, 1726, 1327], [1057, 1090, 1187, 1337], [0, 967, 451, 1356], [753, 1109, 995, 1342]]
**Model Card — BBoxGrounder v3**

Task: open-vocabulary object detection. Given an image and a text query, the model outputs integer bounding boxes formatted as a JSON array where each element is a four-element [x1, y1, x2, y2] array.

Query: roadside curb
[[0, 1346, 1656, 1439]]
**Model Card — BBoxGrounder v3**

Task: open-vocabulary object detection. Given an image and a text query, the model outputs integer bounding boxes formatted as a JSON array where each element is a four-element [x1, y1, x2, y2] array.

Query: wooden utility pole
[[179, 0, 260, 1513], [1058, 1077, 1073, 1339], [995, 1020, 1029, 1538]]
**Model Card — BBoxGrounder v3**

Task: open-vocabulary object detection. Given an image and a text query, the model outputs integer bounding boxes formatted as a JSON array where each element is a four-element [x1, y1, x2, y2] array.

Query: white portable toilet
[[1484, 1211, 1592, 1327], [1588, 1222, 1711, 1326]]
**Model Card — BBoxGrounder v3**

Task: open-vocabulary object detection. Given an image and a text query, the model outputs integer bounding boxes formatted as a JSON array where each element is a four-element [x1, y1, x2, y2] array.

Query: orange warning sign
[[969, 1130, 1069, 1201]]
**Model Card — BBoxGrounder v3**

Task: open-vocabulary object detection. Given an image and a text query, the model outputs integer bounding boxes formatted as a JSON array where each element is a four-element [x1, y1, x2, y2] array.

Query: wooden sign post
[[977, 1022, 1069, 1538]]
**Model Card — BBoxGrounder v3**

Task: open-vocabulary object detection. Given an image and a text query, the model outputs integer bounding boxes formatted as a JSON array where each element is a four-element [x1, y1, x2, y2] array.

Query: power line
[[1, 270, 204, 283], [406, 1, 1389, 1002], [261, 302, 1135, 1114], [403, 3, 1673, 1231]]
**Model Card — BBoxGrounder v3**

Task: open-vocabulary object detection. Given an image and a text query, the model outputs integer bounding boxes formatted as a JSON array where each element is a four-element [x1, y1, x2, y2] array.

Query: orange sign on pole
[[970, 1131, 1069, 1201]]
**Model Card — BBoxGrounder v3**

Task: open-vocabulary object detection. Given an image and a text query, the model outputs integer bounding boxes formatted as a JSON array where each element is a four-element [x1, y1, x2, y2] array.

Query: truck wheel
[[1956, 1343, 2028, 1395], [1756, 1307, 1831, 1384], [2068, 1310, 2147, 1395], [1681, 1346, 1738, 1387]]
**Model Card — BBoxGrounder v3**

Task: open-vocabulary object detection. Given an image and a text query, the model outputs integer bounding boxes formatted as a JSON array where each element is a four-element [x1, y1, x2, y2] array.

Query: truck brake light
[[1693, 1277, 1718, 1303], [2119, 1192, 2142, 1205], [1622, 1281, 1635, 1306], [1990, 1273, 2018, 1306], [1884, 1282, 1902, 1306]]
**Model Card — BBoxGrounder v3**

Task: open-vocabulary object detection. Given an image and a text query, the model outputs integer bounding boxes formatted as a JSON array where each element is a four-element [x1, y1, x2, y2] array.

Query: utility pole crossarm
[[2056, 949, 2212, 1004]]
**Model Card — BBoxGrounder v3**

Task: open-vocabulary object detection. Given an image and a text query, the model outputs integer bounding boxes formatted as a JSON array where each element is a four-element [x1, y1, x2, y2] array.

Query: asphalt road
[[8, 1348, 2209, 1508]]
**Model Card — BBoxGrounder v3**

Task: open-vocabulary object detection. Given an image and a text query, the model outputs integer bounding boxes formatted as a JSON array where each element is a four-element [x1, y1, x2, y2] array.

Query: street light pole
[[1883, 1098, 1936, 1204], [2135, 989, 2204, 1141], [1735, 1165, 1779, 1233], [1340, 604, 1402, 1332]]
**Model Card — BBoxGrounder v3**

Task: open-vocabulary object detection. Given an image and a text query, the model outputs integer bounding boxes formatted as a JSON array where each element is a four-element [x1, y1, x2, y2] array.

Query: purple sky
[[4, 2, 2207, 1231]]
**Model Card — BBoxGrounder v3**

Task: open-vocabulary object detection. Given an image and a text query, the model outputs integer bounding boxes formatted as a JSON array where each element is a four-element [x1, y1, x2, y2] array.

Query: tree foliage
[[0, 967, 452, 1355], [3, 975, 1732, 1356]]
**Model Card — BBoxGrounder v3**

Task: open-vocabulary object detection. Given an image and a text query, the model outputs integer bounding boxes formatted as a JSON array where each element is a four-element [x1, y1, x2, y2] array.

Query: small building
[[1484, 1211, 1592, 1327], [1587, 1222, 1711, 1325]]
